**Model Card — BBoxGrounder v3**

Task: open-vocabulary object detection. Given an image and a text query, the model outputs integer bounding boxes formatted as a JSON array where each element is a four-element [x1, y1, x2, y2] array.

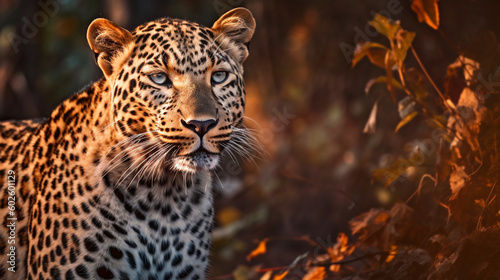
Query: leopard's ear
[[211, 8, 256, 63], [87, 18, 133, 77]]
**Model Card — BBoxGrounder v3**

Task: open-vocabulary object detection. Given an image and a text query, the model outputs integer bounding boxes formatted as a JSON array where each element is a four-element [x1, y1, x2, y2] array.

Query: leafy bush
[[240, 1, 500, 279]]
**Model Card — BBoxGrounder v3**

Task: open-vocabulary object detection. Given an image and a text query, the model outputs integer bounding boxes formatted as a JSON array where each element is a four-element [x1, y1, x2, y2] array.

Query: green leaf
[[352, 42, 388, 68], [365, 76, 403, 94], [411, 0, 440, 30], [395, 111, 418, 132], [369, 14, 400, 41]]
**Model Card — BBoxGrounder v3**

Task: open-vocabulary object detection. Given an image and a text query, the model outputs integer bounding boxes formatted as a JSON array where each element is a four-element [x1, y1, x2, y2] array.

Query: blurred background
[[1, 0, 499, 277]]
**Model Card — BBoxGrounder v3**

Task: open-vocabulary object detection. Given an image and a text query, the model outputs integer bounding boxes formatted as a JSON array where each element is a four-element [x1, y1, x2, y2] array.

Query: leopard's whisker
[[220, 143, 238, 164], [98, 119, 121, 133], [100, 140, 150, 179], [124, 142, 166, 190], [113, 141, 161, 188], [212, 169, 224, 190], [182, 172, 188, 195], [100, 130, 160, 174], [97, 140, 148, 182]]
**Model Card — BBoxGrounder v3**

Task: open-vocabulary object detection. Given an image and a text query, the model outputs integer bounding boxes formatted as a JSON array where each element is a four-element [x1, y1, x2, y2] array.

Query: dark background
[[1, 0, 499, 277]]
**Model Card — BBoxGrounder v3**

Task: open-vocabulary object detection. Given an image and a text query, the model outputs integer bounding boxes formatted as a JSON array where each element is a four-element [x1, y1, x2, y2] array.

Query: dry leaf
[[260, 271, 272, 280], [411, 0, 440, 30], [273, 271, 289, 280], [372, 156, 416, 187], [365, 76, 403, 95], [385, 245, 398, 263], [449, 165, 467, 200], [394, 29, 416, 67], [259, 271, 273, 280], [369, 14, 400, 41], [446, 56, 483, 153], [363, 101, 378, 134], [247, 238, 269, 261], [350, 203, 413, 251], [350, 208, 387, 239], [384, 50, 398, 102], [395, 111, 418, 132], [302, 267, 326, 280], [352, 42, 388, 68], [327, 233, 355, 272]]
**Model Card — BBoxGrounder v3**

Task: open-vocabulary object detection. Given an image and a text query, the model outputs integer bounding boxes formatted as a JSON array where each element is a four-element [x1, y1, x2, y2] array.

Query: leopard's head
[[87, 8, 255, 173]]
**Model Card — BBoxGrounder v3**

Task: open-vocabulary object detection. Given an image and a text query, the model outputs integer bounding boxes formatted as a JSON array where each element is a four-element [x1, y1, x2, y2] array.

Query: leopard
[[0, 7, 256, 280]]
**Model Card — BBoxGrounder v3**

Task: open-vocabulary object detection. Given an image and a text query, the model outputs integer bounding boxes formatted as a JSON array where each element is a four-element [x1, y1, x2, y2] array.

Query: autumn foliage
[[241, 1, 500, 279]]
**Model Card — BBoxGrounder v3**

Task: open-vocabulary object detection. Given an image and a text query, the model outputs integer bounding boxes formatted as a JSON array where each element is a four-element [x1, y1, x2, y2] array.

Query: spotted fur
[[0, 8, 255, 280]]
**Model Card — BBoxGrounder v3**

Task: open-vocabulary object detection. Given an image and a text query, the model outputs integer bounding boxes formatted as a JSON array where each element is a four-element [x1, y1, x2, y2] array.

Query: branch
[[311, 251, 391, 267]]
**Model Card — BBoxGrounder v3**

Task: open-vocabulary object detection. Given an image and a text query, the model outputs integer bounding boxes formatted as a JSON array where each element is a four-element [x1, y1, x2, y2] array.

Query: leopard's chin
[[172, 150, 219, 173]]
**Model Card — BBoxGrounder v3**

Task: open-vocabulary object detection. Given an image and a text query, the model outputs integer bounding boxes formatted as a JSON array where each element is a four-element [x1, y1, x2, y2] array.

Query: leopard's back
[[0, 119, 45, 279]]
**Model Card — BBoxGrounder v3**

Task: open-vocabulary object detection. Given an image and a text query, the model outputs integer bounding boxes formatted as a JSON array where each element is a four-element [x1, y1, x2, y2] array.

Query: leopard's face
[[87, 9, 255, 173]]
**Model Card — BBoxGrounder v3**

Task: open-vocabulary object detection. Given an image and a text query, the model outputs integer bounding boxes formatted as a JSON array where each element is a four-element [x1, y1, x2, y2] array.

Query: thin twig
[[410, 46, 447, 103], [406, 173, 436, 203], [477, 181, 496, 229], [311, 251, 391, 267]]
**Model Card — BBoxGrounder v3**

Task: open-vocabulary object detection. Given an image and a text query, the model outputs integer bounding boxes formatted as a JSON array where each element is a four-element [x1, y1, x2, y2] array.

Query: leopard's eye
[[211, 71, 229, 85], [149, 73, 172, 87]]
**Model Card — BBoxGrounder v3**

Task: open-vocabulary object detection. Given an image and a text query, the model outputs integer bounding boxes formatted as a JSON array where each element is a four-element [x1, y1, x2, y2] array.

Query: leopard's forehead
[[131, 18, 226, 75]]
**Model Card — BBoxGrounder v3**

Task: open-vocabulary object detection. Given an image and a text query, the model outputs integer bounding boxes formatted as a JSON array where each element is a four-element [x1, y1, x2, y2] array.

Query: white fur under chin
[[172, 153, 220, 173]]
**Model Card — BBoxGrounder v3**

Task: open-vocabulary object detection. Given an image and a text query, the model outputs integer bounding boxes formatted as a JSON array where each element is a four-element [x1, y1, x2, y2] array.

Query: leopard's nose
[[181, 119, 218, 138]]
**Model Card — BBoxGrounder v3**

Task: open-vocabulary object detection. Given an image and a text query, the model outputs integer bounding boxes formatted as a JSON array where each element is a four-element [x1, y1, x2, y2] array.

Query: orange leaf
[[385, 245, 398, 263], [384, 50, 397, 102], [365, 76, 403, 95], [369, 14, 400, 41], [273, 271, 289, 280], [247, 238, 269, 261], [394, 29, 416, 67], [352, 42, 388, 68], [395, 111, 418, 132], [369, 47, 389, 69], [302, 267, 326, 280], [411, 0, 440, 30]]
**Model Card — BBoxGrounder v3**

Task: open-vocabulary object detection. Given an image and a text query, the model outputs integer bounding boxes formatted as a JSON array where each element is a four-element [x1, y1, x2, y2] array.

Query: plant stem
[[410, 46, 447, 103]]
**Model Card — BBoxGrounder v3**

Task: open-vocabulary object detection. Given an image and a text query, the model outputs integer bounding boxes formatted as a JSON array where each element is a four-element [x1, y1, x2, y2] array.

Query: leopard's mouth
[[172, 148, 220, 173]]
